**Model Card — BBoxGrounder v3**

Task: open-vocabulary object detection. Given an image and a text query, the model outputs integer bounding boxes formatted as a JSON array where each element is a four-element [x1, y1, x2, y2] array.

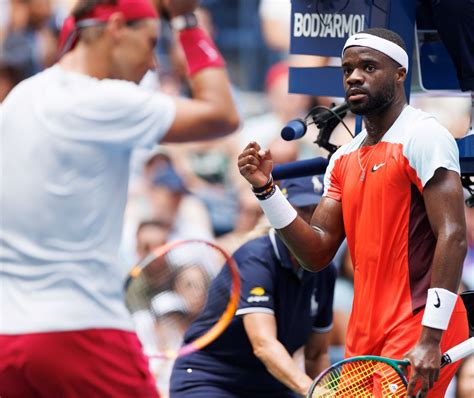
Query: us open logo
[[247, 287, 270, 303]]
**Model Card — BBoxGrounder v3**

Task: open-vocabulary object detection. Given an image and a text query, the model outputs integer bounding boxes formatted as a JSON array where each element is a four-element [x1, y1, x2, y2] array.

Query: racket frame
[[307, 355, 409, 397], [125, 239, 241, 360], [307, 336, 474, 397]]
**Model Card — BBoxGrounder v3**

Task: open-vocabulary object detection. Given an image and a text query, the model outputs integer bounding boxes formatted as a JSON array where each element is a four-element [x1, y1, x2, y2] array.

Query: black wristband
[[254, 184, 276, 201], [251, 176, 274, 194]]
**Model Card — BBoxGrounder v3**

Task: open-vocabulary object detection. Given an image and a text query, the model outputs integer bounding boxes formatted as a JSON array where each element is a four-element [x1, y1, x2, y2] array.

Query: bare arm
[[159, 2, 239, 143], [243, 312, 313, 396], [305, 332, 331, 378], [423, 169, 466, 297], [405, 169, 467, 397], [238, 142, 345, 271], [278, 197, 345, 271], [162, 68, 239, 143]]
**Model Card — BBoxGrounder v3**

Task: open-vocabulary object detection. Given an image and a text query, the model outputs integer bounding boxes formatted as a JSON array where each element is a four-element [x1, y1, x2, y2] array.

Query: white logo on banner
[[293, 13, 365, 39]]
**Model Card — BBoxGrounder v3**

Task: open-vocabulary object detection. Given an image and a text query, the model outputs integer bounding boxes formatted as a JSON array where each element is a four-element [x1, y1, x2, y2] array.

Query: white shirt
[[259, 0, 291, 25], [0, 65, 175, 333]]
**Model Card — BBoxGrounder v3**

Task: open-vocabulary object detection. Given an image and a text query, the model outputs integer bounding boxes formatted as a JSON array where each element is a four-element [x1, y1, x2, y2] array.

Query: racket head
[[307, 356, 408, 397], [125, 239, 240, 360]]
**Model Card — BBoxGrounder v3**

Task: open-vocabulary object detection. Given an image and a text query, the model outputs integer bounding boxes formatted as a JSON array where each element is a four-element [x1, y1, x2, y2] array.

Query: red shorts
[[0, 329, 160, 398], [377, 298, 468, 398]]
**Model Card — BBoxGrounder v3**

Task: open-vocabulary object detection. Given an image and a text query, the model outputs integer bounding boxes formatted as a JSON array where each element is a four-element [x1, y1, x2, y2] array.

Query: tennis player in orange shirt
[[238, 27, 468, 398]]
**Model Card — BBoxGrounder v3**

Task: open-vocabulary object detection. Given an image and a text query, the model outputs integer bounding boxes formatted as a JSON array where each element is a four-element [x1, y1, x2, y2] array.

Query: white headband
[[342, 33, 409, 72]]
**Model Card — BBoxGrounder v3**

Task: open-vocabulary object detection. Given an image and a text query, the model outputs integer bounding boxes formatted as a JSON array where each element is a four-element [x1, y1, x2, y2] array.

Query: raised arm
[[238, 142, 345, 272], [405, 168, 467, 397], [160, 2, 239, 143], [162, 68, 239, 142]]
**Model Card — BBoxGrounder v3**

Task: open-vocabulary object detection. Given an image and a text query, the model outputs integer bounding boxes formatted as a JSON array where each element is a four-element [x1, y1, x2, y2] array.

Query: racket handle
[[441, 337, 474, 368]]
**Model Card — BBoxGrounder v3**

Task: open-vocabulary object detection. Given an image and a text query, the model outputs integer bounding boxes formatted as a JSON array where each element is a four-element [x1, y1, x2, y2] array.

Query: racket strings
[[314, 360, 407, 397], [125, 240, 238, 360]]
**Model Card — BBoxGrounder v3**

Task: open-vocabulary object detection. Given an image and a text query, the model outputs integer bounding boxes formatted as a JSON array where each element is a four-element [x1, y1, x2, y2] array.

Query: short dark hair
[[361, 28, 407, 52], [72, 0, 117, 20]]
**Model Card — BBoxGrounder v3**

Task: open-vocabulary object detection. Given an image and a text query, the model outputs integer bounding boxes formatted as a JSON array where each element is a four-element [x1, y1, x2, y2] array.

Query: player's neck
[[363, 99, 406, 146], [59, 43, 113, 80]]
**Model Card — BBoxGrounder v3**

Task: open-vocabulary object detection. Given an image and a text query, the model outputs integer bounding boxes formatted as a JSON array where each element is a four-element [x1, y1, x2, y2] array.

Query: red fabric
[[0, 329, 160, 398], [58, 16, 77, 54], [76, 0, 157, 21], [58, 0, 158, 55], [178, 27, 225, 76], [264, 61, 289, 91], [381, 298, 468, 398], [344, 298, 468, 398]]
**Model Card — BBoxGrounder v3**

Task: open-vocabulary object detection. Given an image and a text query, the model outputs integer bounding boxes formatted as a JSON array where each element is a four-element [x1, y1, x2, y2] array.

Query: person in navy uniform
[[170, 175, 336, 397]]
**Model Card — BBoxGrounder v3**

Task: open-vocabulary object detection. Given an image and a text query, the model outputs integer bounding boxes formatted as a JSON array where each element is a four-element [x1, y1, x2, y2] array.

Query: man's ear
[[396, 66, 407, 83], [105, 12, 127, 42]]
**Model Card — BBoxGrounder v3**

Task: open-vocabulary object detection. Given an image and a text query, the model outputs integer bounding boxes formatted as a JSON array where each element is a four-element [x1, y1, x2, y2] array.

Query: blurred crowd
[[1, 0, 472, 397]]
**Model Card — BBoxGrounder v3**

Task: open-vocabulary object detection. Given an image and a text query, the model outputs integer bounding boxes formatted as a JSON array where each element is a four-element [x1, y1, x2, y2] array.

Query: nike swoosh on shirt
[[371, 163, 386, 172]]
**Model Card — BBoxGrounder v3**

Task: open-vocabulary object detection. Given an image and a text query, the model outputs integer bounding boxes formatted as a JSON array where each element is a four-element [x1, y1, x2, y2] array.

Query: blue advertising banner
[[289, 0, 416, 97], [290, 0, 390, 57], [287, 0, 472, 178]]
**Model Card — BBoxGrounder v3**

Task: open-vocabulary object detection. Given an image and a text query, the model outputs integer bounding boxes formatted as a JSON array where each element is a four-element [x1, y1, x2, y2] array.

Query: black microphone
[[312, 102, 349, 126], [280, 102, 349, 141]]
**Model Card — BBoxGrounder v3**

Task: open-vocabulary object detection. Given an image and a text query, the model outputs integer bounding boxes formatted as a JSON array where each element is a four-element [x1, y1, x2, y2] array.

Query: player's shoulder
[[391, 105, 453, 143], [45, 65, 165, 112], [331, 132, 366, 161]]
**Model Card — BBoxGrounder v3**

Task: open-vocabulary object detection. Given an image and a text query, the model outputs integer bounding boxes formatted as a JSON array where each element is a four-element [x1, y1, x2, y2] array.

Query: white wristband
[[258, 186, 297, 229], [422, 288, 458, 330]]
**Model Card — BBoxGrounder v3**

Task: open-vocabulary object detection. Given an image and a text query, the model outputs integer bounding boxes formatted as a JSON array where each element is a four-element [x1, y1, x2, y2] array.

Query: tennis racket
[[307, 337, 474, 397], [125, 239, 240, 360]]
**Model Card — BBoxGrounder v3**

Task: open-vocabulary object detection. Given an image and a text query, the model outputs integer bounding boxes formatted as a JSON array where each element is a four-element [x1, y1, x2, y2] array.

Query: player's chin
[[348, 101, 369, 116]]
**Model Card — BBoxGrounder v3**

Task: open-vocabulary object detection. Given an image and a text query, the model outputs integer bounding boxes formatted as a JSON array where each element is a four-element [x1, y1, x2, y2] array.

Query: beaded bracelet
[[252, 176, 275, 200]]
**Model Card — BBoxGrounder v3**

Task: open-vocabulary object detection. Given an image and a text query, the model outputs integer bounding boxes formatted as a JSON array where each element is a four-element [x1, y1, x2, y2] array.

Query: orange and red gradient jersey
[[324, 105, 462, 357]]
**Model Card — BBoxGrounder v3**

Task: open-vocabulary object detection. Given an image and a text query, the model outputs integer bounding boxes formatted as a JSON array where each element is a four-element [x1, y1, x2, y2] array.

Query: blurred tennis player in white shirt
[[0, 0, 238, 397]]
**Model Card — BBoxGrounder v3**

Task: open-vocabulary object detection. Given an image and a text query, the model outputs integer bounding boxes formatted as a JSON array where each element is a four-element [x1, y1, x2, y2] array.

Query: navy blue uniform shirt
[[170, 230, 336, 397]]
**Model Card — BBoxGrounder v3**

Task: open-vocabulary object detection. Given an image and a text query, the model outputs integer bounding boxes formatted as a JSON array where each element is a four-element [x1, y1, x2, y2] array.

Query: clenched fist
[[238, 142, 273, 189]]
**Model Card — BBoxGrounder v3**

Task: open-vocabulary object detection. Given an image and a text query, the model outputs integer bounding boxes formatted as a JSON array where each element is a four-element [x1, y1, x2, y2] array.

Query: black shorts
[[430, 0, 474, 91]]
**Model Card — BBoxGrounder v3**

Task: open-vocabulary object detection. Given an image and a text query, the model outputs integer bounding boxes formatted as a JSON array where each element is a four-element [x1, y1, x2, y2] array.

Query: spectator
[[136, 219, 172, 261], [170, 175, 336, 397]]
